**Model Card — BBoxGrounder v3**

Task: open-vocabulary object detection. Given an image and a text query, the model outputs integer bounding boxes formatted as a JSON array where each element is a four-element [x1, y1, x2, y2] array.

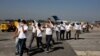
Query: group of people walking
[[13, 18, 93, 56]]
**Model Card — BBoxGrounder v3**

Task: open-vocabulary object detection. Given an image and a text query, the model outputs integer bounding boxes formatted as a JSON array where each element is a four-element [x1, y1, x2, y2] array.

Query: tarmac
[[0, 30, 77, 56], [67, 27, 100, 56], [0, 27, 100, 56]]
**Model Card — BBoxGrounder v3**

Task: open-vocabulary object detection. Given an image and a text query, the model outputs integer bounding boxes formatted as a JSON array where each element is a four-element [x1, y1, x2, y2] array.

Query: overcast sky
[[0, 0, 100, 21]]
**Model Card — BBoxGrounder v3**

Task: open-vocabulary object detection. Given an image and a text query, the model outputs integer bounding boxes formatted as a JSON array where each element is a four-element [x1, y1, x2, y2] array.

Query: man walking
[[28, 20, 37, 49], [65, 23, 72, 40], [74, 23, 82, 40], [60, 22, 65, 40]]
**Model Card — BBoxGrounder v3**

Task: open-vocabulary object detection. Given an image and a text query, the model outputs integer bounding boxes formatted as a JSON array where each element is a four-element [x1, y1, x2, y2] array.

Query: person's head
[[76, 23, 80, 25], [32, 20, 35, 23], [70, 23, 74, 26], [21, 20, 27, 24], [38, 23, 41, 27], [18, 19, 21, 23], [66, 23, 69, 25], [61, 21, 63, 24]]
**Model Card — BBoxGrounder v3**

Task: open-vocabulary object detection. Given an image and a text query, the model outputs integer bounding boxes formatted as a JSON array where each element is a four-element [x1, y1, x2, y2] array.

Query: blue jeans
[[18, 38, 26, 56], [16, 38, 19, 53]]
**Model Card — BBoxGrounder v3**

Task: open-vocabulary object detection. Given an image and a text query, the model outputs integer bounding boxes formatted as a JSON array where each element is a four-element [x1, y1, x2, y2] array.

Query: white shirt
[[60, 24, 65, 30], [82, 24, 86, 28], [74, 24, 82, 30], [65, 24, 72, 31], [45, 28, 52, 35], [54, 25, 59, 31], [18, 25, 28, 39], [36, 27, 42, 37], [32, 26, 36, 33]]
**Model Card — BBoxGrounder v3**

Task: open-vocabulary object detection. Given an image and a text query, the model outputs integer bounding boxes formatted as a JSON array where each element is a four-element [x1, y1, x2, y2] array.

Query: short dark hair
[[76, 23, 80, 25], [61, 21, 63, 24], [38, 23, 41, 27], [22, 20, 27, 24], [18, 19, 21, 22], [32, 20, 35, 23]]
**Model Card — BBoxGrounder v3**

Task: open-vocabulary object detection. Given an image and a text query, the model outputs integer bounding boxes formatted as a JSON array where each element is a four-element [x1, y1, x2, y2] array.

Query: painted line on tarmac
[[75, 50, 100, 56]]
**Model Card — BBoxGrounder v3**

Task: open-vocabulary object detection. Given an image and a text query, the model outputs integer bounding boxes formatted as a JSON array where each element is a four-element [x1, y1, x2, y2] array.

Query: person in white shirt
[[45, 19, 55, 52], [74, 23, 82, 40], [60, 21, 65, 40], [90, 24, 94, 30], [47, 18, 55, 44], [82, 23, 87, 32], [86, 22, 90, 32], [17, 20, 28, 56], [54, 23, 60, 40], [36, 23, 44, 49], [65, 23, 72, 40], [28, 20, 37, 49]]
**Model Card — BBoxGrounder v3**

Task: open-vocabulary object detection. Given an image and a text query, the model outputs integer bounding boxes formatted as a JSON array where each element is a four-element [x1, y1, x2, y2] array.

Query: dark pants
[[75, 30, 80, 39], [46, 35, 53, 51], [18, 38, 27, 56], [36, 37, 44, 48], [60, 30, 65, 40], [86, 28, 89, 32], [51, 36, 55, 44], [66, 31, 71, 40], [56, 31, 59, 40], [83, 28, 86, 32], [29, 33, 36, 48]]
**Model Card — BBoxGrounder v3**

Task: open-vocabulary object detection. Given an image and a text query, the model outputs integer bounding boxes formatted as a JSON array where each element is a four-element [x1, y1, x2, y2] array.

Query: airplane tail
[[52, 16, 60, 21]]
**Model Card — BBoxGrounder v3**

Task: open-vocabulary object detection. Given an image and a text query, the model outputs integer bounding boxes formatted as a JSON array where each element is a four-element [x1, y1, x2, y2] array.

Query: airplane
[[51, 15, 69, 24], [51, 15, 83, 25]]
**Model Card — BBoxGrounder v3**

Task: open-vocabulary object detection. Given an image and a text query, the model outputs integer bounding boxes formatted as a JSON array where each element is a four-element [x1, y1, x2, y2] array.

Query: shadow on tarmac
[[70, 38, 85, 40], [28, 41, 64, 56], [0, 39, 10, 41]]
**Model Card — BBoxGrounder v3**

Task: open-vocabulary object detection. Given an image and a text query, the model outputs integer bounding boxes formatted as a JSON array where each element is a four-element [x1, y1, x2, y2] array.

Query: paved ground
[[0, 27, 100, 56], [67, 28, 100, 51], [67, 27, 100, 56], [0, 30, 77, 56]]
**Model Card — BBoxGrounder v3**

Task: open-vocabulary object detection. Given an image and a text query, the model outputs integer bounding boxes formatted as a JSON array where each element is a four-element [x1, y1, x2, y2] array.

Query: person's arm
[[22, 25, 25, 33], [22, 25, 28, 33], [41, 25, 45, 31], [45, 23, 48, 28], [14, 28, 18, 35], [13, 28, 20, 39]]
